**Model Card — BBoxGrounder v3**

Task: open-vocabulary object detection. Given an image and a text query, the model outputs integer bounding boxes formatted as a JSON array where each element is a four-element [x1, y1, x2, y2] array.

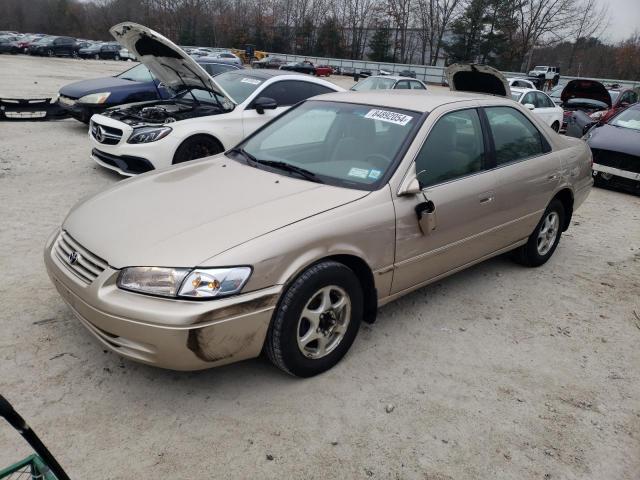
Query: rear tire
[[513, 199, 565, 267], [265, 261, 363, 377], [94, 54, 100, 60], [172, 135, 224, 164], [114, 54, 120, 61], [47, 49, 54, 57]]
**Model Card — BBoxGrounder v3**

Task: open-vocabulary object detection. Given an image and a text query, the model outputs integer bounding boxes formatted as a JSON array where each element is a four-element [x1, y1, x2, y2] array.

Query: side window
[[629, 91, 638, 103], [538, 92, 555, 108], [415, 109, 485, 188], [522, 92, 536, 106], [485, 106, 546, 165], [410, 81, 425, 90], [395, 81, 410, 90], [257, 80, 334, 107]]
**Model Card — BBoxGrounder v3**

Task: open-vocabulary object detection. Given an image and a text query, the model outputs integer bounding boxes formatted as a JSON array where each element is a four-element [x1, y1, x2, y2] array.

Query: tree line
[[2, 0, 638, 79]]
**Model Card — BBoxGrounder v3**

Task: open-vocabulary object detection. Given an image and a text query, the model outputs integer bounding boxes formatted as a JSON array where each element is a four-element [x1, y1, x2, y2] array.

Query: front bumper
[[91, 148, 154, 176], [44, 229, 281, 371]]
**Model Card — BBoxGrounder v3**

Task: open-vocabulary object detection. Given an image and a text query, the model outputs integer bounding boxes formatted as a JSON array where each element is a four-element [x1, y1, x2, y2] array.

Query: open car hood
[[446, 64, 510, 97], [561, 79, 611, 108], [109, 22, 235, 106]]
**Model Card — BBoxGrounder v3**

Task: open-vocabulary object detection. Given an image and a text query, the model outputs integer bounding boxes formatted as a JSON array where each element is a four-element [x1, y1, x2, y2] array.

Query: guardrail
[[267, 53, 640, 90]]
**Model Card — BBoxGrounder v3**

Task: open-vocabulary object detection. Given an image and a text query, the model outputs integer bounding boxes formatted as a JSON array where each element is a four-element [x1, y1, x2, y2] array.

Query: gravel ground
[[1, 55, 639, 480]]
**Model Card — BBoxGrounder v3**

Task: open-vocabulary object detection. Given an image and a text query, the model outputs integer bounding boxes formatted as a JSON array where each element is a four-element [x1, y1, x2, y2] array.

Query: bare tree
[[567, 0, 609, 68]]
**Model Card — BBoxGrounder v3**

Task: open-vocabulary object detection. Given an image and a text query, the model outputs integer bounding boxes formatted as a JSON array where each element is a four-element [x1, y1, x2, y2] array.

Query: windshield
[[175, 88, 226, 105], [213, 72, 263, 103], [610, 108, 640, 130], [234, 100, 420, 190], [351, 77, 396, 91], [511, 92, 523, 101], [116, 64, 154, 82], [533, 66, 548, 71]]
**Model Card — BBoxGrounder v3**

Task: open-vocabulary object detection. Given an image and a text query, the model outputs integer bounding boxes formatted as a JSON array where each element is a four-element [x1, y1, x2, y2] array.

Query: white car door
[[535, 91, 563, 128], [241, 79, 336, 137]]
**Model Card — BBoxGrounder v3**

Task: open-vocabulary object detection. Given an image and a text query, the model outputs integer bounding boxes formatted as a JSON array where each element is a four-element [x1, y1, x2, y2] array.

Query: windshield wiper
[[227, 149, 322, 183], [253, 160, 322, 183], [228, 147, 258, 165]]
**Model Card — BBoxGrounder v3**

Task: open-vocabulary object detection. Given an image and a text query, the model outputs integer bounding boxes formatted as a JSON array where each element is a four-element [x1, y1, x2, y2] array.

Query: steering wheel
[[363, 154, 389, 170]]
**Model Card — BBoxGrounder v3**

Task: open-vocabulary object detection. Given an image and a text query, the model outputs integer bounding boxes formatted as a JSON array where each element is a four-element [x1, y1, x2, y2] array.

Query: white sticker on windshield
[[364, 109, 412, 126], [241, 78, 262, 85], [348, 168, 369, 179]]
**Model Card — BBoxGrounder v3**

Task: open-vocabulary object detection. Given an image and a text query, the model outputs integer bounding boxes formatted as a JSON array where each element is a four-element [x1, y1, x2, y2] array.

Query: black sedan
[[586, 103, 640, 194], [0, 37, 20, 54], [279, 61, 315, 74]]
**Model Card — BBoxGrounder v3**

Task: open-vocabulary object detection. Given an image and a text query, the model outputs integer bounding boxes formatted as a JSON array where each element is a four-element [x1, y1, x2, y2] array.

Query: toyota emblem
[[68, 251, 79, 265]]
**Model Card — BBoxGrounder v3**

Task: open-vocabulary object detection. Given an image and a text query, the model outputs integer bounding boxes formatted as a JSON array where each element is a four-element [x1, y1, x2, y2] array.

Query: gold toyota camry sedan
[[45, 68, 593, 377]]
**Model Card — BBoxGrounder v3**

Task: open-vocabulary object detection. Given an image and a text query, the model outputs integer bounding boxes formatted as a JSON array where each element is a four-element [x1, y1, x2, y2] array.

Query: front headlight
[[78, 92, 111, 104], [127, 126, 172, 144], [117, 266, 252, 299]]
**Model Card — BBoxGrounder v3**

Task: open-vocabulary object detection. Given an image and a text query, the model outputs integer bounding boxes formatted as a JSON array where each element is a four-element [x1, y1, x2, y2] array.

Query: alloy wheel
[[537, 211, 559, 256], [296, 286, 351, 359]]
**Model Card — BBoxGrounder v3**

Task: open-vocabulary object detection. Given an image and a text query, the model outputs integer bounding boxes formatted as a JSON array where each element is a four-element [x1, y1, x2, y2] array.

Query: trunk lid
[[446, 64, 511, 97]]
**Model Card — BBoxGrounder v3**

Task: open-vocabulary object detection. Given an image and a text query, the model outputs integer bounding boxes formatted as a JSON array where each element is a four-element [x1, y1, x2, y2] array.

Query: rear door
[[391, 107, 502, 294], [241, 80, 335, 136], [483, 105, 560, 245]]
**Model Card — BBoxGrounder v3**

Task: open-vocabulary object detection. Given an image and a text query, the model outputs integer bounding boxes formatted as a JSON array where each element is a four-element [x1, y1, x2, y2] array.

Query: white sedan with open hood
[[88, 23, 343, 176]]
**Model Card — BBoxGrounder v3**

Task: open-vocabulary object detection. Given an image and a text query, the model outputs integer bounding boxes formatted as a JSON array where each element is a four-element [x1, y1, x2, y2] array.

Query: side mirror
[[524, 103, 535, 110], [253, 96, 277, 114]]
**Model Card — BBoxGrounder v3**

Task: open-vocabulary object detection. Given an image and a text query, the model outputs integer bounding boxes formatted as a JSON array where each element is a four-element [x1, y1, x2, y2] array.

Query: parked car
[[28, 36, 77, 56], [204, 51, 243, 66], [508, 77, 537, 89], [585, 103, 640, 193], [351, 75, 427, 91], [88, 22, 342, 175], [559, 79, 612, 137], [510, 88, 563, 131], [279, 61, 316, 75], [315, 65, 333, 76], [0, 37, 20, 54], [119, 47, 136, 61], [25, 36, 52, 55], [589, 86, 639, 123], [194, 59, 243, 77], [57, 59, 238, 123], [78, 42, 122, 60], [528, 65, 560, 86], [398, 69, 417, 78], [45, 63, 592, 376], [253, 56, 286, 69]]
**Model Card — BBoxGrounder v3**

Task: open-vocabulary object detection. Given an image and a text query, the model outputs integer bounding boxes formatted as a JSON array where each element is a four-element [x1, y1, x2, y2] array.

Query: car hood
[[561, 80, 611, 108], [109, 22, 234, 106], [446, 63, 510, 97], [59, 76, 144, 99], [587, 123, 640, 157], [63, 158, 368, 268]]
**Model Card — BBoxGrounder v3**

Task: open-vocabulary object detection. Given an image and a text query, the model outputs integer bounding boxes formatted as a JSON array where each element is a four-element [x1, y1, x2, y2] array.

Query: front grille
[[90, 120, 123, 145], [53, 231, 107, 284], [592, 148, 640, 174]]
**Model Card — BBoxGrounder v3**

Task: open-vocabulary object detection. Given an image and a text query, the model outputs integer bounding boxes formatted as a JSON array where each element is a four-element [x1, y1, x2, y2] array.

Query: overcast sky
[[604, 0, 640, 41]]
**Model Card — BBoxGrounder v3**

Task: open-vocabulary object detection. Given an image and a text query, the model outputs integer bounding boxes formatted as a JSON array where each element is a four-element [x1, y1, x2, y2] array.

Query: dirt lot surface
[[1, 55, 639, 479]]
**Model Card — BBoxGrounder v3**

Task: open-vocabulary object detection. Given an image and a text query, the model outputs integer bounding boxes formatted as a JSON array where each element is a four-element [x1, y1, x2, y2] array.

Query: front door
[[392, 108, 502, 295]]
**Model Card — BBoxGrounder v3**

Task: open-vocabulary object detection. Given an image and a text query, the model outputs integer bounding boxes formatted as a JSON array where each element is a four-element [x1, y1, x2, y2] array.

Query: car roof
[[314, 90, 505, 113], [365, 75, 419, 81], [225, 69, 304, 79]]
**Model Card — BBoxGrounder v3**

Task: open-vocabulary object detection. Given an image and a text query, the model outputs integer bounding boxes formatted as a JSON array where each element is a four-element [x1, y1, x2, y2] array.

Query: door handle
[[478, 191, 495, 204]]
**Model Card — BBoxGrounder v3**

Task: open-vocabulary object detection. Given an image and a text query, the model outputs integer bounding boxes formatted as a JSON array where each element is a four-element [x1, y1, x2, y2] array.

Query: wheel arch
[[172, 133, 225, 165], [280, 253, 379, 324], [552, 188, 574, 231]]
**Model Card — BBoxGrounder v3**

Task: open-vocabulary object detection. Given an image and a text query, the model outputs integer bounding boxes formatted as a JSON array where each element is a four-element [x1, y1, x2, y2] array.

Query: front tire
[[172, 135, 224, 164], [265, 261, 363, 377], [513, 199, 565, 267], [114, 54, 120, 61]]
